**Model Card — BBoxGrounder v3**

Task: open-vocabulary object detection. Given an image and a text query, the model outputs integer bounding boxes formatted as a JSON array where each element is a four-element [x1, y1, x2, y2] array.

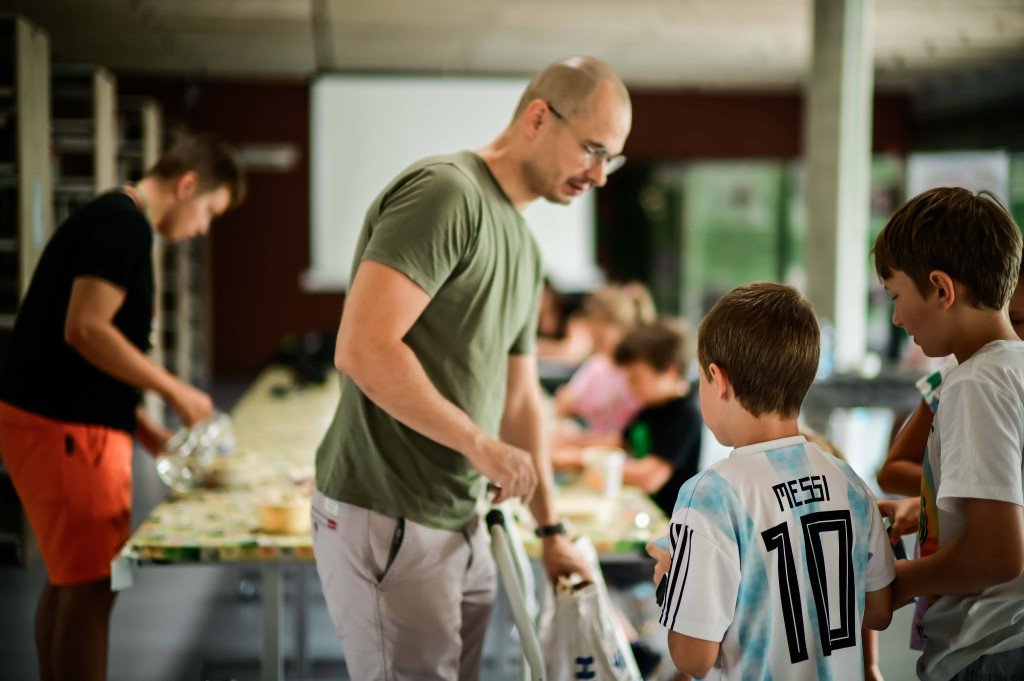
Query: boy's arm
[[862, 585, 893, 630], [878, 497, 921, 545], [622, 455, 673, 493], [862, 629, 883, 681], [626, 409, 701, 494], [893, 498, 1024, 606], [659, 514, 738, 678], [876, 399, 930, 496], [550, 429, 624, 450], [667, 632, 720, 679]]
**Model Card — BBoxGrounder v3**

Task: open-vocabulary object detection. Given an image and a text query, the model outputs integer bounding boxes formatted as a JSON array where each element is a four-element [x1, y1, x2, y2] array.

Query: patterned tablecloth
[[119, 367, 668, 569]]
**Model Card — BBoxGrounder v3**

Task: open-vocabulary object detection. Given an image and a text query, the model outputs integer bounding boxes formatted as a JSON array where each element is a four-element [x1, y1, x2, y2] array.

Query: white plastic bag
[[540, 537, 642, 681]]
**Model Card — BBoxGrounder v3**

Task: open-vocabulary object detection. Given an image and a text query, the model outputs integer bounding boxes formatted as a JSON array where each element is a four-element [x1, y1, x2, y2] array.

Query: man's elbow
[[334, 337, 365, 376], [63, 319, 93, 352], [334, 337, 391, 387], [333, 344, 352, 374]]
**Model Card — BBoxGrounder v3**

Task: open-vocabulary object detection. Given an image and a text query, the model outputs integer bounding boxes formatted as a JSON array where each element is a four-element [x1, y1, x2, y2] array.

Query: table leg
[[297, 565, 310, 680], [262, 563, 283, 681]]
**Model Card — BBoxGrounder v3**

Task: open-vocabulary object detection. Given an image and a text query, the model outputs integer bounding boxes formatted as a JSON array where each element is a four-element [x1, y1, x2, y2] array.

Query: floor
[[0, 381, 923, 680]]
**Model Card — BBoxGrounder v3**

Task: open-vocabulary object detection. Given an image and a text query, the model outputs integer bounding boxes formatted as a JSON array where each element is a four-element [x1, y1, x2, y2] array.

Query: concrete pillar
[[805, 0, 875, 373]]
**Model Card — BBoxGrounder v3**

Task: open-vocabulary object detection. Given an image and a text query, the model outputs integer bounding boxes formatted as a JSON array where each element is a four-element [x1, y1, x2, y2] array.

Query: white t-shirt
[[659, 436, 894, 681], [918, 340, 1024, 680]]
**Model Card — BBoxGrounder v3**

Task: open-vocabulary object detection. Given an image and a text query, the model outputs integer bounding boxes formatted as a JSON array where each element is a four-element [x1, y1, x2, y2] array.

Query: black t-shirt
[[0, 192, 154, 432], [621, 392, 703, 517]]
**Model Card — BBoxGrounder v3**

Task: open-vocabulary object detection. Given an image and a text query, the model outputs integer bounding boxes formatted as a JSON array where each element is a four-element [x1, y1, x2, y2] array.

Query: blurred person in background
[[0, 133, 246, 681]]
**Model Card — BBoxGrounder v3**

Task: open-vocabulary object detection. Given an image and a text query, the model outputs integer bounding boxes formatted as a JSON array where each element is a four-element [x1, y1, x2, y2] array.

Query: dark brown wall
[[625, 90, 911, 160], [119, 77, 344, 377], [119, 77, 911, 377]]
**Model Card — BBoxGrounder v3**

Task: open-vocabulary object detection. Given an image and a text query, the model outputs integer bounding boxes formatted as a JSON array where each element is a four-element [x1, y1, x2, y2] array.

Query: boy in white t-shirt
[[873, 187, 1024, 681], [649, 282, 895, 680]]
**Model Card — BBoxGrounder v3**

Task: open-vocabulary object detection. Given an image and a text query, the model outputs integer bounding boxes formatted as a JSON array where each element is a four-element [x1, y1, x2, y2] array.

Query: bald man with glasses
[[312, 56, 632, 681]]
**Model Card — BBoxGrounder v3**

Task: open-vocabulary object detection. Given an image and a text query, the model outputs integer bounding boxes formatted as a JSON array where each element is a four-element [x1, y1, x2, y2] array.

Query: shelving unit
[[0, 13, 51, 566], [118, 95, 166, 425], [161, 235, 210, 396], [51, 64, 116, 226]]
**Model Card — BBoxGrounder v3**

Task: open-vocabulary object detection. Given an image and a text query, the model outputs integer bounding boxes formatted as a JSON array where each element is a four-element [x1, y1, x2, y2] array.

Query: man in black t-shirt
[[0, 134, 244, 681], [613, 320, 703, 517]]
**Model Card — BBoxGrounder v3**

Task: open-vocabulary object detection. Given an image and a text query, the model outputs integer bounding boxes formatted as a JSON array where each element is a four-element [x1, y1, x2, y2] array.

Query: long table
[[112, 366, 668, 680]]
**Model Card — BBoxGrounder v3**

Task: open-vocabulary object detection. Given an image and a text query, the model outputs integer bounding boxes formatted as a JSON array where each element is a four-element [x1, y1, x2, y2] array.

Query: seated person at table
[[649, 282, 894, 680], [536, 277, 593, 366], [552, 319, 702, 517], [552, 282, 655, 435]]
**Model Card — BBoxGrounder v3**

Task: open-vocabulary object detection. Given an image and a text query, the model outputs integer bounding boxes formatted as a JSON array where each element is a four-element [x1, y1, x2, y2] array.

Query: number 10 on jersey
[[761, 510, 856, 664]]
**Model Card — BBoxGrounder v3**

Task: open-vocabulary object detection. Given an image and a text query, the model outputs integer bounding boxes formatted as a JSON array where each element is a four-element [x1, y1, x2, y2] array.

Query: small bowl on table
[[256, 493, 311, 534]]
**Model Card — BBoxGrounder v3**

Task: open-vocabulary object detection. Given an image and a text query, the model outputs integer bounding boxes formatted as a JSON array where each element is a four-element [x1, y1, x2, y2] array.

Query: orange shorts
[[0, 400, 132, 585]]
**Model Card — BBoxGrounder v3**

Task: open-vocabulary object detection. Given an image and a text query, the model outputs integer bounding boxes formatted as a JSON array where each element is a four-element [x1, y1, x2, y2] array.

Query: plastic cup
[[581, 446, 626, 499]]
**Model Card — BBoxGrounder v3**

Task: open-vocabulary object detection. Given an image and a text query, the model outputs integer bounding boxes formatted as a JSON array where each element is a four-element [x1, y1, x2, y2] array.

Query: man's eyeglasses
[[546, 102, 626, 175]]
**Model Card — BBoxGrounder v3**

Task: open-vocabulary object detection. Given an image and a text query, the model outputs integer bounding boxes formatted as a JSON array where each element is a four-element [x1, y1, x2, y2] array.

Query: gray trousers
[[311, 490, 497, 681], [949, 647, 1024, 681]]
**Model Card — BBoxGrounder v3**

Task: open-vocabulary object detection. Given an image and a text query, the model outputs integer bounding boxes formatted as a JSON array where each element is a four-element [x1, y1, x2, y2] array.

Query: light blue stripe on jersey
[[766, 444, 831, 681], [834, 458, 870, 616], [764, 444, 874, 681], [684, 470, 775, 681]]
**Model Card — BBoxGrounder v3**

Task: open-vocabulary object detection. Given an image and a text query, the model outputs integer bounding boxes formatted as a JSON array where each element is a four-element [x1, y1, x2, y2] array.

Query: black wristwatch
[[535, 521, 567, 538]]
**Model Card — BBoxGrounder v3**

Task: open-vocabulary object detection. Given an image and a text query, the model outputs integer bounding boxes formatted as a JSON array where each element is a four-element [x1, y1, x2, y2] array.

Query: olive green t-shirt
[[315, 151, 543, 531]]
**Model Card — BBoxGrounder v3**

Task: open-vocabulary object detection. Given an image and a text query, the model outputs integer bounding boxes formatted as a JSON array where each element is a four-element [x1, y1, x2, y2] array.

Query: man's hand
[[878, 497, 921, 547], [136, 417, 173, 457], [162, 379, 214, 427], [135, 404, 173, 457], [647, 541, 671, 585], [469, 439, 537, 504], [541, 533, 593, 584]]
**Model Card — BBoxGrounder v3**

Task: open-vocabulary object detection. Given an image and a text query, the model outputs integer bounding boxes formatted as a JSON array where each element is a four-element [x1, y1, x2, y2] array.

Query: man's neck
[[475, 135, 538, 213], [134, 177, 173, 229]]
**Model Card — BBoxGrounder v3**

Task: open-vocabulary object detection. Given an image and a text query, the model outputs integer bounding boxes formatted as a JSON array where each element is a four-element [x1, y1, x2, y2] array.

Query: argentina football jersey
[[659, 435, 895, 681]]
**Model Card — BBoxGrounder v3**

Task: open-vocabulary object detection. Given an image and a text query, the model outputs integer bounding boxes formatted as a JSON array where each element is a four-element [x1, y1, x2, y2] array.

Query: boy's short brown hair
[[872, 187, 1023, 309], [613, 318, 690, 375], [148, 132, 246, 209], [697, 282, 819, 419]]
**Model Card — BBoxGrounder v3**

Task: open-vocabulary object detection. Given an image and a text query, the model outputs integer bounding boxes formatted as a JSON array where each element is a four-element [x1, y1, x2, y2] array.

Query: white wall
[[307, 74, 603, 291]]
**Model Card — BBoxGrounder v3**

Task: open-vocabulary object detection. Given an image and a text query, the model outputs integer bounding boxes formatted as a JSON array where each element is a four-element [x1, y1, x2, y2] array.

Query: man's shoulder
[[397, 152, 485, 194], [56, 191, 151, 245]]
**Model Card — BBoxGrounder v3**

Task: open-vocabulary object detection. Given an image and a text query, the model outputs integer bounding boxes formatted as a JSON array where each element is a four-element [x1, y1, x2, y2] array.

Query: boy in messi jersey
[[651, 282, 894, 680]]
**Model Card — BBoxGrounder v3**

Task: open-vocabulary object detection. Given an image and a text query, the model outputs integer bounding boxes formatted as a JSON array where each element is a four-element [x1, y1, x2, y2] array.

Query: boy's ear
[[708, 363, 731, 401], [928, 270, 957, 311], [174, 171, 200, 201]]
